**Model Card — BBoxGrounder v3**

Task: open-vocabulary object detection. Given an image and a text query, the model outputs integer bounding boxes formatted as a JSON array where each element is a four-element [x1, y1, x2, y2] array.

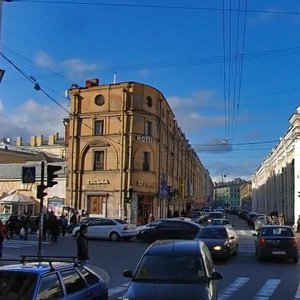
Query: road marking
[[253, 279, 281, 299], [218, 277, 250, 300], [294, 282, 300, 299], [4, 240, 49, 249]]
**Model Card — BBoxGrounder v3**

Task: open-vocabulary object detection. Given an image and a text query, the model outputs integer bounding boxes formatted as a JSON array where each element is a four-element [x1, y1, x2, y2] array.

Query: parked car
[[246, 211, 259, 226], [253, 225, 299, 262], [0, 256, 108, 300], [136, 219, 202, 243], [194, 224, 239, 259], [72, 217, 137, 241], [254, 215, 268, 231], [122, 240, 223, 300], [209, 218, 231, 226]]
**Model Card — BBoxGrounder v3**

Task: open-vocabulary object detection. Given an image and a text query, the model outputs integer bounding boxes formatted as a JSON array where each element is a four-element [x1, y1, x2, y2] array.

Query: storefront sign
[[137, 180, 146, 186], [88, 179, 110, 185], [136, 135, 157, 143]]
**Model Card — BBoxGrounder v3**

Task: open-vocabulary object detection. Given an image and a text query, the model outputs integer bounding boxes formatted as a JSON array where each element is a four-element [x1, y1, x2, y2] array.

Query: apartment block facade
[[65, 80, 213, 225], [252, 106, 300, 226]]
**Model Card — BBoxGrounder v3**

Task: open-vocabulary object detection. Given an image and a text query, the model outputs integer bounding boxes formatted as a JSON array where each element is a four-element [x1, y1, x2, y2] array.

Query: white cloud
[[35, 50, 53, 68], [61, 59, 98, 78], [0, 99, 67, 141]]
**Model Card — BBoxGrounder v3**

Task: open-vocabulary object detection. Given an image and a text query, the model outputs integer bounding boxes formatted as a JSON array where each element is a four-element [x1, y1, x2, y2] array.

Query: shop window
[[94, 151, 105, 170]]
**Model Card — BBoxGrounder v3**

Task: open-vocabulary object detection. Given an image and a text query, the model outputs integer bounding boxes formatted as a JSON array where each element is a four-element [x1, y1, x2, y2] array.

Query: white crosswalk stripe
[[109, 277, 300, 299], [236, 230, 256, 236], [3, 240, 49, 249]]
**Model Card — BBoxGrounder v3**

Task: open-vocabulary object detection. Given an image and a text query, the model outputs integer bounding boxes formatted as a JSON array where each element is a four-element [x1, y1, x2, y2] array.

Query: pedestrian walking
[[278, 213, 285, 225], [297, 215, 300, 233], [0, 219, 9, 257], [77, 224, 89, 265], [149, 213, 155, 223]]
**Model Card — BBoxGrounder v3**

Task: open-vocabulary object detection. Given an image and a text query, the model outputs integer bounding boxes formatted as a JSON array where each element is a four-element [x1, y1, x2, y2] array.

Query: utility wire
[[5, 0, 300, 16]]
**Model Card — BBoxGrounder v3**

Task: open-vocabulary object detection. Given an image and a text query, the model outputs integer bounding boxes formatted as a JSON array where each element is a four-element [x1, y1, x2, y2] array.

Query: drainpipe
[[119, 89, 126, 218]]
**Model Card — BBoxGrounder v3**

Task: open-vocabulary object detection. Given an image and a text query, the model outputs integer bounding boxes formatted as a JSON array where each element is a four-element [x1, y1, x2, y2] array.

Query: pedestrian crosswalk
[[3, 239, 50, 249], [218, 277, 297, 300], [236, 229, 256, 236], [110, 277, 300, 300]]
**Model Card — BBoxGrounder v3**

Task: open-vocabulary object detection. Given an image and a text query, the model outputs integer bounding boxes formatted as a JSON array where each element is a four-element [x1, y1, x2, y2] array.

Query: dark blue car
[[122, 240, 223, 300], [0, 256, 108, 300]]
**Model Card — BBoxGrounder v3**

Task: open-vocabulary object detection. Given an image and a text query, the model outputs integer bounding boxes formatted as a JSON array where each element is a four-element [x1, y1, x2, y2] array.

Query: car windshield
[[197, 227, 228, 239], [134, 255, 206, 283], [261, 227, 293, 237], [0, 271, 37, 299]]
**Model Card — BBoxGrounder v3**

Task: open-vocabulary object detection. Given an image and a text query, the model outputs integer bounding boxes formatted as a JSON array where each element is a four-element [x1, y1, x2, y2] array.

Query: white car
[[72, 217, 137, 241]]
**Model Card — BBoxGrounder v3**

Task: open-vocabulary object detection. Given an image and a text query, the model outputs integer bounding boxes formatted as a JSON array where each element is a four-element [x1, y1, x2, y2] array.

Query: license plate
[[272, 251, 286, 255]]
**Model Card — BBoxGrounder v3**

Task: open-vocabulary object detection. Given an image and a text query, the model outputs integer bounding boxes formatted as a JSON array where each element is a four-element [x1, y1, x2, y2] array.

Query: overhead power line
[[5, 0, 300, 16]]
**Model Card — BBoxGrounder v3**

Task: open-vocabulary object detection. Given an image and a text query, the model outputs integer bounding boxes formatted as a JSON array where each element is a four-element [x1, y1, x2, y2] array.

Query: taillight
[[259, 237, 266, 247], [292, 238, 297, 246]]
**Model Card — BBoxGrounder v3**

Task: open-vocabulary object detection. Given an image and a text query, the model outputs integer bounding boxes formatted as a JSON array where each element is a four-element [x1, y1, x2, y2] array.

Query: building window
[[94, 120, 104, 135], [145, 121, 152, 136], [143, 152, 150, 171], [146, 96, 153, 107], [94, 151, 104, 170]]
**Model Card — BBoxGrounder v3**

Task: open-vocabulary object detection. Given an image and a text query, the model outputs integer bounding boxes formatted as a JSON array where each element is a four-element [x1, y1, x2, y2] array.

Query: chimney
[[36, 135, 43, 146], [16, 137, 23, 147], [48, 134, 55, 145], [30, 136, 37, 147], [85, 78, 99, 88]]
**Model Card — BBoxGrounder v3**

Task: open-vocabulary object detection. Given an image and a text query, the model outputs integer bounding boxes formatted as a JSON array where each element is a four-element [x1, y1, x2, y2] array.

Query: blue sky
[[1, 0, 300, 182]]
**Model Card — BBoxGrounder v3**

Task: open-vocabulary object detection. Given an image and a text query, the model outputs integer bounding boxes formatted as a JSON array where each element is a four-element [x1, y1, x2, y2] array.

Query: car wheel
[[256, 251, 263, 261], [110, 232, 120, 241], [141, 232, 153, 243], [233, 244, 238, 255], [293, 256, 299, 263]]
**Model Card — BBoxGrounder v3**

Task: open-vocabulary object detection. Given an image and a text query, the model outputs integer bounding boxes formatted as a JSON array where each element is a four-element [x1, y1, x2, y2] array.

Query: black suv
[[136, 219, 202, 243]]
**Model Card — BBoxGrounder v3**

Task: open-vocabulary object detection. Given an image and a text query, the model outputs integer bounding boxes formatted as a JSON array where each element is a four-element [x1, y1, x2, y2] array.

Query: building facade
[[65, 80, 213, 224], [252, 106, 300, 226]]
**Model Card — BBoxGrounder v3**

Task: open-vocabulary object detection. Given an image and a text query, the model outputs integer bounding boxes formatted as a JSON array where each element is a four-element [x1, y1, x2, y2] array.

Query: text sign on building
[[136, 135, 157, 143], [22, 167, 36, 183], [88, 179, 110, 185]]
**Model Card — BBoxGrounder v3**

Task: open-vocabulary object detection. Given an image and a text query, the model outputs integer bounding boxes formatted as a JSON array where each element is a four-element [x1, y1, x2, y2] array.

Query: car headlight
[[213, 245, 222, 251]]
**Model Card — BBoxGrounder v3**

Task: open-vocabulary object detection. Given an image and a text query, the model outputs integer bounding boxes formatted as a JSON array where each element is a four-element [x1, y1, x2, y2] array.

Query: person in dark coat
[[77, 224, 89, 265], [0, 219, 9, 257]]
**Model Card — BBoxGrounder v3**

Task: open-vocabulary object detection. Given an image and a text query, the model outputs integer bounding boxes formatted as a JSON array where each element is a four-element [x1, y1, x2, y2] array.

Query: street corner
[[88, 264, 110, 285]]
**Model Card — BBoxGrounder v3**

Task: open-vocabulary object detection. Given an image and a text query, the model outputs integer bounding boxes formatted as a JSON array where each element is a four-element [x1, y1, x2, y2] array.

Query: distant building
[[252, 106, 300, 226], [214, 178, 248, 209]]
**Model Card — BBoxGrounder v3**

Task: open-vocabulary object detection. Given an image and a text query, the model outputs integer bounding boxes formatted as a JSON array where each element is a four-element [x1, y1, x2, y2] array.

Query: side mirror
[[210, 271, 223, 280], [252, 233, 257, 237], [123, 270, 133, 278]]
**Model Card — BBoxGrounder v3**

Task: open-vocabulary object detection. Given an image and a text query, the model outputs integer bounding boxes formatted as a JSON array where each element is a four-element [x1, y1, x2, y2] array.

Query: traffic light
[[47, 165, 62, 187], [37, 184, 47, 199]]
